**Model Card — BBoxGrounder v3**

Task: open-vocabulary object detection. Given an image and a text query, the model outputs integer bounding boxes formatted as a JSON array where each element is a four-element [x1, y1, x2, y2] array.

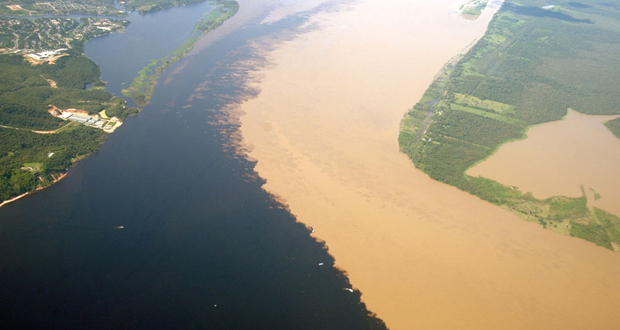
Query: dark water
[[85, 1, 212, 98], [0, 3, 386, 329]]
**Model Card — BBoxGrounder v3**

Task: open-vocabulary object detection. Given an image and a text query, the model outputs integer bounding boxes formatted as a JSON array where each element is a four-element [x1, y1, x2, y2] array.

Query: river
[[235, 0, 620, 329], [3, 0, 620, 329], [0, 1, 386, 329], [85, 1, 213, 100]]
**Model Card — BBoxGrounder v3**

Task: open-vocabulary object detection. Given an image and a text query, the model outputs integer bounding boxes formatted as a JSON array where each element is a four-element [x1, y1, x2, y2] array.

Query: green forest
[[399, 0, 620, 250], [0, 54, 137, 203], [0, 55, 135, 128], [0, 124, 106, 201]]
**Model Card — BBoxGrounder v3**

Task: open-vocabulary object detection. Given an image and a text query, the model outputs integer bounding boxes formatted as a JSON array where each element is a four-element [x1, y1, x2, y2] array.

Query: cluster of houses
[[92, 19, 120, 31]]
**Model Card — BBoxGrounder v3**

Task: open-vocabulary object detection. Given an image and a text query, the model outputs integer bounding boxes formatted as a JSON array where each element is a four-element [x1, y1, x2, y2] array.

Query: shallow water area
[[237, 0, 620, 329], [468, 109, 620, 215]]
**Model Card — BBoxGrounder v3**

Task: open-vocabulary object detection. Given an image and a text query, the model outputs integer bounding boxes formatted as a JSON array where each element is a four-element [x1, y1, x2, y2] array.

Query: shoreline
[[235, 0, 620, 329], [0, 192, 29, 209], [0, 171, 67, 210]]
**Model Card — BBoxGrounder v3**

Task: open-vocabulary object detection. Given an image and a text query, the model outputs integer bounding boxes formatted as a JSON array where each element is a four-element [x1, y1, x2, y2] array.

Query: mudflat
[[236, 0, 620, 329]]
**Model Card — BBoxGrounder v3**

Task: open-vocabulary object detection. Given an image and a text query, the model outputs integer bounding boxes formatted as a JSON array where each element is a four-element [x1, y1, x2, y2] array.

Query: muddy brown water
[[236, 0, 620, 329], [469, 109, 620, 216]]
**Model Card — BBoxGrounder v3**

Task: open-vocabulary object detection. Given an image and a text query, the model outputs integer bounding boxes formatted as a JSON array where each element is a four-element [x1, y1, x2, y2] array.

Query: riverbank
[[0, 170, 67, 209], [235, 0, 620, 329], [0, 192, 29, 209]]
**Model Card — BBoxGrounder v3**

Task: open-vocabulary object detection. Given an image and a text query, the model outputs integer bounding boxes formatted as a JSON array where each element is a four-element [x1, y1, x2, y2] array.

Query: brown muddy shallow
[[235, 0, 620, 329], [469, 109, 620, 216]]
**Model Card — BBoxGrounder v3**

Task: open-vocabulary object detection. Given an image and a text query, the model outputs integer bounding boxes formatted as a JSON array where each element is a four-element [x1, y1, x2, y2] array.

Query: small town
[[3, 1, 125, 16], [0, 17, 127, 55]]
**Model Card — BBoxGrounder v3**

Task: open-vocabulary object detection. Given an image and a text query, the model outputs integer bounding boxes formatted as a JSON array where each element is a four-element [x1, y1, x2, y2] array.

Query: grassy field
[[399, 0, 620, 250]]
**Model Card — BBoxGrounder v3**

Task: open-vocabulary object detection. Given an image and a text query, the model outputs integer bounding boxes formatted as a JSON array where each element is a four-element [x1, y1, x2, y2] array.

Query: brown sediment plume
[[233, 0, 620, 329]]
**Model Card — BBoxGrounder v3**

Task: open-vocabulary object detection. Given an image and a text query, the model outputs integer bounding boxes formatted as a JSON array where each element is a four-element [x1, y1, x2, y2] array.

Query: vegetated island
[[460, 0, 489, 19], [399, 0, 620, 250], [0, 0, 238, 205], [122, 0, 239, 106]]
